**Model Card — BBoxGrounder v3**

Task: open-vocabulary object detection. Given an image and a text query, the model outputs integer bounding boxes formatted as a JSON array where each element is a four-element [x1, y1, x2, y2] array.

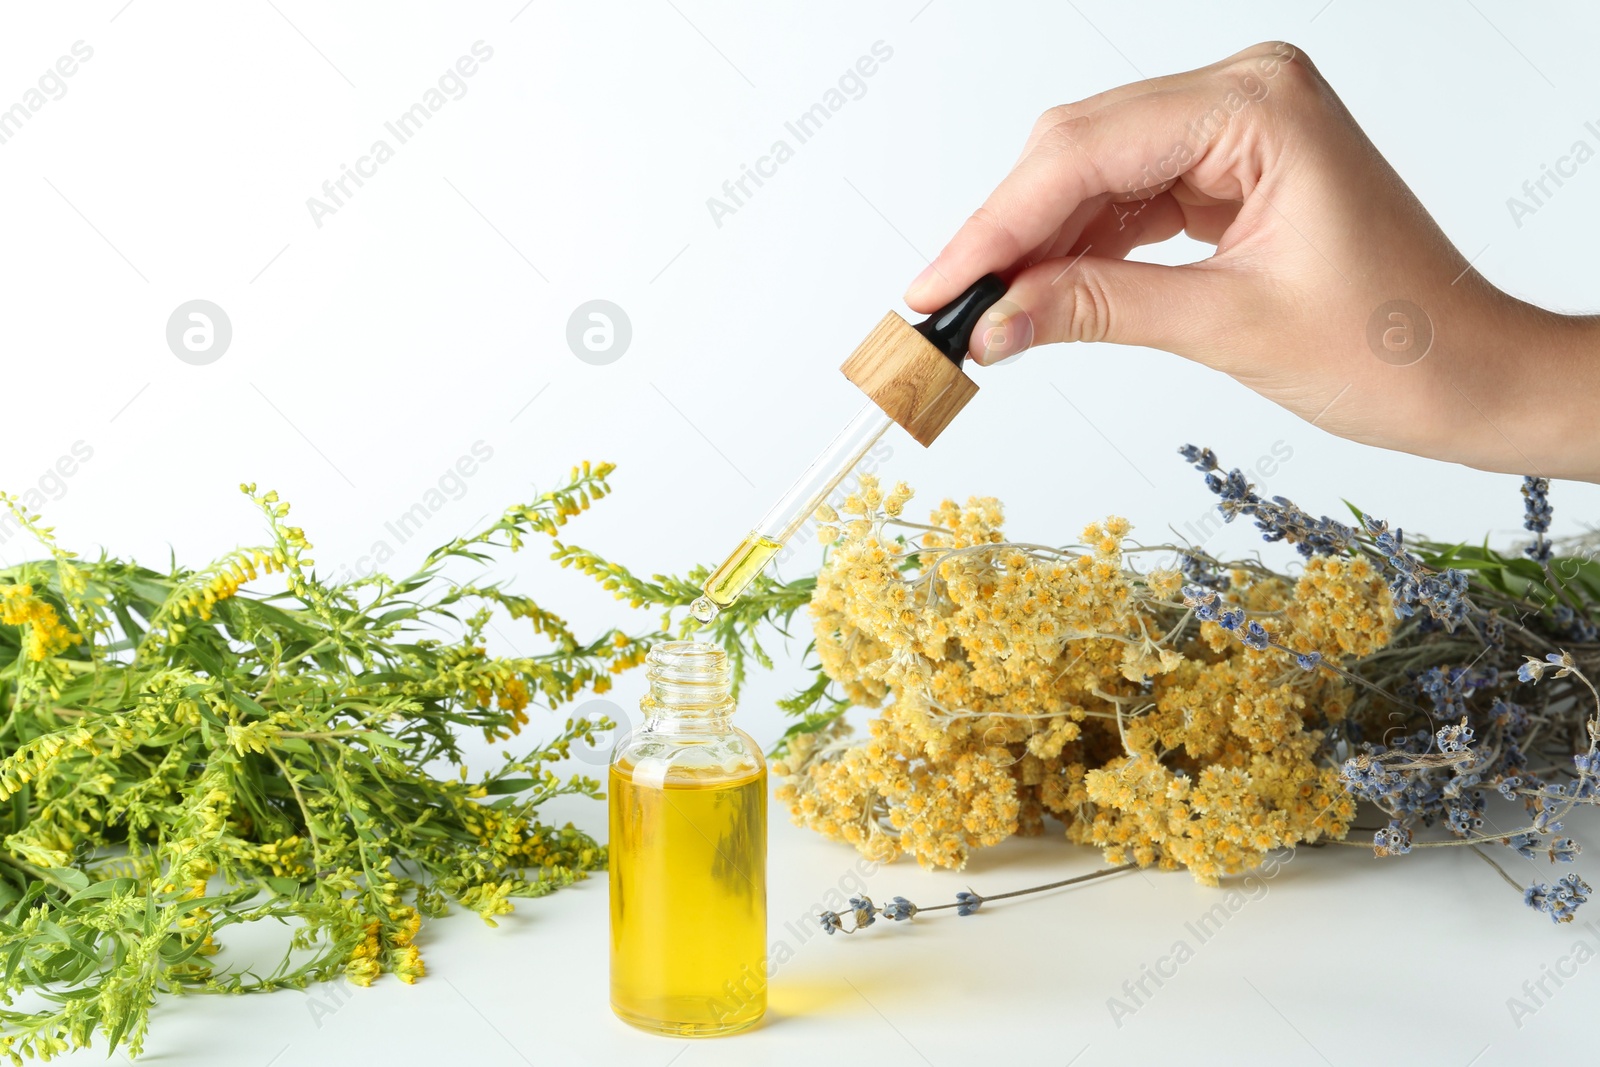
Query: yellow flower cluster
[[0, 584, 82, 661], [169, 548, 285, 621], [386, 905, 426, 983], [605, 630, 648, 677], [473, 675, 533, 739], [0, 727, 96, 802], [501, 460, 616, 548], [346, 921, 384, 986], [343, 905, 427, 986], [458, 879, 518, 925], [775, 478, 1393, 883], [250, 836, 310, 879]]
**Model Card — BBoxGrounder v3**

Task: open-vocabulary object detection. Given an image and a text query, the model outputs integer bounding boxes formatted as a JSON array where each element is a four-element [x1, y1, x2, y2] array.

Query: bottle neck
[[640, 641, 735, 733]]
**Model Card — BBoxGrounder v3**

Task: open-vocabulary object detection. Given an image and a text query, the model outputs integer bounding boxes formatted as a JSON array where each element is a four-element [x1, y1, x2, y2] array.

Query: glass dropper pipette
[[689, 275, 1007, 623], [689, 401, 892, 622]]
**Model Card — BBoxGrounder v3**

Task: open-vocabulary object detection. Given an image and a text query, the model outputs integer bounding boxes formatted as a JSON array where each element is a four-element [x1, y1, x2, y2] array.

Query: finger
[[968, 254, 1250, 364], [1017, 192, 1113, 271], [1010, 40, 1289, 162], [1068, 189, 1241, 261], [908, 41, 1302, 311], [1065, 191, 1190, 263], [905, 90, 1220, 309]]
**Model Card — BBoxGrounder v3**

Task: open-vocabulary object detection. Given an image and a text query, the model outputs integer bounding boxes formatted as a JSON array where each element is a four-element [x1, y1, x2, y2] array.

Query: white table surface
[[58, 787, 1598, 1067]]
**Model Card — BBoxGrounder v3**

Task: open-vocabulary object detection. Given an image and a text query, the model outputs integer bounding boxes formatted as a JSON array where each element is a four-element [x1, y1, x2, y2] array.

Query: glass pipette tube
[[688, 273, 1008, 623], [690, 401, 893, 622]]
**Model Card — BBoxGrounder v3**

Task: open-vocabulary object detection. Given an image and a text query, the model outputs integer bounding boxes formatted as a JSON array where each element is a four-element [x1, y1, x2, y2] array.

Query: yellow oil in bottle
[[609, 759, 767, 1036], [691, 532, 783, 622]]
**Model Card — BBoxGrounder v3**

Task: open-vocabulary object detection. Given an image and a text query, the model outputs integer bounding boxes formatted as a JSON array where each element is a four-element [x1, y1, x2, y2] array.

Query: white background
[[3, 1, 1598, 1063]]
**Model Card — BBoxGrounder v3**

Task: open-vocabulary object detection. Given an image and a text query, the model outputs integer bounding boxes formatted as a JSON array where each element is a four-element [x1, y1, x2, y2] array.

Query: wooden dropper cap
[[839, 274, 1007, 447]]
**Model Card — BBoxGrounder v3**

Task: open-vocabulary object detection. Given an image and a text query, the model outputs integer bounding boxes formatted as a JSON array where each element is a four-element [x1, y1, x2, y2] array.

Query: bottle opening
[[645, 641, 733, 711]]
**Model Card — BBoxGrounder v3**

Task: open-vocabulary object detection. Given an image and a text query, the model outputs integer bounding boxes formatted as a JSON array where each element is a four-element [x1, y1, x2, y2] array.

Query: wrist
[[1493, 305, 1600, 483]]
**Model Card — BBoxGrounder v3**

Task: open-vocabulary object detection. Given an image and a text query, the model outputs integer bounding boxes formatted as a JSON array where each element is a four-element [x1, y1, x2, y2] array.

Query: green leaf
[[1505, 559, 1548, 583], [1440, 556, 1506, 573], [480, 778, 536, 795], [70, 877, 135, 902], [50, 868, 90, 892], [185, 640, 227, 678], [1559, 558, 1600, 600]]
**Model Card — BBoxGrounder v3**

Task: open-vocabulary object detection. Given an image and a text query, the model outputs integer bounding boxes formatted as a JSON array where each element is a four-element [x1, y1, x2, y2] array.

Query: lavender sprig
[[1178, 444, 1476, 628], [1180, 586, 1323, 670], [1178, 448, 1600, 923], [1522, 475, 1553, 563], [1178, 444, 1354, 557], [1362, 515, 1473, 629], [817, 864, 1136, 935], [1526, 873, 1592, 924]]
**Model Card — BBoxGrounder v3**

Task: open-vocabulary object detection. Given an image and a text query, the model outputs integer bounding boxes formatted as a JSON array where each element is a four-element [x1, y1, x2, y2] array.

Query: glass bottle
[[609, 641, 767, 1036]]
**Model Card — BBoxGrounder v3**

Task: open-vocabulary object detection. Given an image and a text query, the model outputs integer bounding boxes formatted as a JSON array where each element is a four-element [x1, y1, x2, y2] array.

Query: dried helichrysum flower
[[775, 476, 1389, 882]]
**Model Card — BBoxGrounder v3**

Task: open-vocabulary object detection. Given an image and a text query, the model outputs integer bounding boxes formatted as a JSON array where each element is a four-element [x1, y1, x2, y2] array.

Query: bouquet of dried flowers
[[574, 446, 1599, 933]]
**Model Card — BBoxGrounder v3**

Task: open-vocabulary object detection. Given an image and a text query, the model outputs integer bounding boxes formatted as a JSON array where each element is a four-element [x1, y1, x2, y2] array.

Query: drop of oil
[[688, 596, 719, 624]]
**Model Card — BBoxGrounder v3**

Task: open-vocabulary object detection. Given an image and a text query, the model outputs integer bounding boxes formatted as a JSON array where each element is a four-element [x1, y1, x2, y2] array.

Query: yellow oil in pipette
[[687, 403, 890, 625], [688, 275, 1007, 624], [690, 534, 782, 622]]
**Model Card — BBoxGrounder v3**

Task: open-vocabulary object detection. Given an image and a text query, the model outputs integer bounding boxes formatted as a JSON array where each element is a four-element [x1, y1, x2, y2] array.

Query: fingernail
[[975, 322, 1010, 364], [966, 313, 1004, 363], [974, 306, 1033, 364], [904, 261, 939, 302]]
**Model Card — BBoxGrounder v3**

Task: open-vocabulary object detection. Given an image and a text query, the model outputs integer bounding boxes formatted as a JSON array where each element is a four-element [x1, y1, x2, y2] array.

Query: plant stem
[[915, 862, 1138, 913], [1472, 845, 1524, 893]]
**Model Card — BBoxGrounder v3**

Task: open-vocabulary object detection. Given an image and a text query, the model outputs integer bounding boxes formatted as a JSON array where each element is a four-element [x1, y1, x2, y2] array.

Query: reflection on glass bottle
[[609, 641, 767, 1036]]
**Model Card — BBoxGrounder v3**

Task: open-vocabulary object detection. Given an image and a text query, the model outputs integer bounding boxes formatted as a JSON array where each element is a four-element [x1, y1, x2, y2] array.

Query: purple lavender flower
[[1508, 833, 1541, 860], [1182, 585, 1222, 621], [1521, 476, 1553, 563], [1552, 605, 1599, 643], [1241, 621, 1269, 651], [1527, 873, 1591, 923], [1178, 445, 1353, 557], [1436, 720, 1474, 754], [1365, 517, 1472, 629], [1373, 820, 1413, 856], [883, 896, 918, 921]]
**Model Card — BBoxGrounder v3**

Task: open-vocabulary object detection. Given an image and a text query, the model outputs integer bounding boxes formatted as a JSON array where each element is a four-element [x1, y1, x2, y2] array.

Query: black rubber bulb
[[911, 273, 1007, 366]]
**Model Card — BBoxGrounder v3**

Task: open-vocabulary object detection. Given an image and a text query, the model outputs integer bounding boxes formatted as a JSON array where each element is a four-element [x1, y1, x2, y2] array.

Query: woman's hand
[[908, 42, 1599, 482]]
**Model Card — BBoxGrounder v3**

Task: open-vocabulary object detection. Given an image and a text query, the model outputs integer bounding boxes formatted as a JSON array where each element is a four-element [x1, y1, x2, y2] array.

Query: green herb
[[549, 543, 814, 700], [0, 462, 647, 1062]]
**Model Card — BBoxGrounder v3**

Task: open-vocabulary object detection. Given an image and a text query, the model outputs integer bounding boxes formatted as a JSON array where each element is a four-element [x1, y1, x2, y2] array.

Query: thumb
[[967, 256, 1249, 365]]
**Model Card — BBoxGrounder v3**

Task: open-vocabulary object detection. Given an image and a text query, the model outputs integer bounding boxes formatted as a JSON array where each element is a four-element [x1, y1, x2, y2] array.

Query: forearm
[[1436, 300, 1600, 483]]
